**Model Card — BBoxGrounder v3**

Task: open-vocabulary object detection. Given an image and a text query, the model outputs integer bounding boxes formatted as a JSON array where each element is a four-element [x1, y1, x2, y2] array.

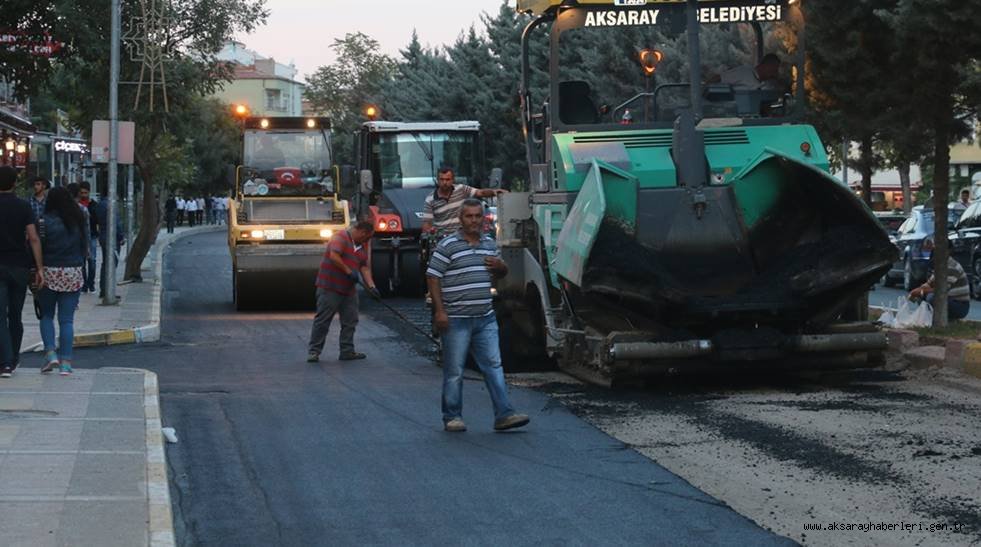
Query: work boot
[[339, 352, 366, 361], [444, 418, 467, 433], [494, 414, 530, 431]]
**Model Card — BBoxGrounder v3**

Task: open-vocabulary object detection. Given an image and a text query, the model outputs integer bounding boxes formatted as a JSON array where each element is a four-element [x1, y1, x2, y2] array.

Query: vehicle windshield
[[241, 130, 333, 197], [371, 132, 477, 189], [555, 13, 792, 127]]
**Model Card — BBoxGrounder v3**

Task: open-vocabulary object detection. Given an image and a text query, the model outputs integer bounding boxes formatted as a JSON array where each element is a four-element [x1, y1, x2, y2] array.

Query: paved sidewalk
[[20, 225, 222, 355], [0, 368, 172, 546]]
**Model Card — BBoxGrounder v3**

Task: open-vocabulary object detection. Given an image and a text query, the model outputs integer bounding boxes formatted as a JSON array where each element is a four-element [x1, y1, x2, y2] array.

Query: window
[[265, 89, 284, 111]]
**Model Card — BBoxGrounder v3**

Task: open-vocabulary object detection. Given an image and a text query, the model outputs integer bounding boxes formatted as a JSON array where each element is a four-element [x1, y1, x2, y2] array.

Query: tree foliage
[[2, 0, 268, 280], [305, 33, 395, 163]]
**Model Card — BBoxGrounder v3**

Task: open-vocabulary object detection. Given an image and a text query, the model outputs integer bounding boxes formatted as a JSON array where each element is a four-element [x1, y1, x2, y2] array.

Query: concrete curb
[[29, 226, 223, 352], [142, 369, 176, 547], [964, 343, 981, 380]]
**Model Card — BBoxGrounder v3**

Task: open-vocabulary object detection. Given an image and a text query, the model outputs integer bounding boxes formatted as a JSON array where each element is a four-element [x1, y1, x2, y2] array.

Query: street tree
[[305, 33, 395, 164], [806, 0, 897, 207], [16, 0, 268, 280], [880, 0, 981, 326]]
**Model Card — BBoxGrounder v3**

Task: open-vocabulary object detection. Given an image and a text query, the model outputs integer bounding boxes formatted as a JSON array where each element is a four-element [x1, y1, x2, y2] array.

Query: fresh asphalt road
[[69, 232, 792, 546], [870, 284, 981, 321]]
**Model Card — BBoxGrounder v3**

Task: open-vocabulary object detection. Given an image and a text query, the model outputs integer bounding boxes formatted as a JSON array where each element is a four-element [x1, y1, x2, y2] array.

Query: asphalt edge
[[28, 225, 223, 351], [143, 369, 176, 547]]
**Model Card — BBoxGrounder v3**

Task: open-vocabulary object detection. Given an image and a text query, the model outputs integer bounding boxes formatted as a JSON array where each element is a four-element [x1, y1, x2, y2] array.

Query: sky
[[237, 0, 510, 82]]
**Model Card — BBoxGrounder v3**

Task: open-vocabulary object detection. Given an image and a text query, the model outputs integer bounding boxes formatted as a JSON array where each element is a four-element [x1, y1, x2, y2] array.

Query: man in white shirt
[[185, 197, 197, 227], [176, 197, 186, 226]]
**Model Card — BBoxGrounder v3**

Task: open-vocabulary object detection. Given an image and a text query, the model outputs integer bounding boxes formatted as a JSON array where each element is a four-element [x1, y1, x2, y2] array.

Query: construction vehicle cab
[[497, 0, 897, 384], [353, 121, 488, 296], [229, 116, 350, 310]]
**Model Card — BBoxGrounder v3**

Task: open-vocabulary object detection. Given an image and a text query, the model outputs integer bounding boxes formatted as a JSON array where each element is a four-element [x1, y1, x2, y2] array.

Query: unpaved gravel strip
[[512, 369, 981, 547]]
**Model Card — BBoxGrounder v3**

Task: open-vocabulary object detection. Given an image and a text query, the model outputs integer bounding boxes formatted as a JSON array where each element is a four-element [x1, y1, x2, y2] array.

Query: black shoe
[[0, 366, 12, 378], [338, 352, 366, 361]]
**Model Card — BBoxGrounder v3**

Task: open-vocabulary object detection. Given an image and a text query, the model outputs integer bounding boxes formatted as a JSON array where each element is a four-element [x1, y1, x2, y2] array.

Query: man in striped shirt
[[909, 238, 971, 320], [307, 220, 380, 362], [421, 166, 507, 239], [427, 198, 530, 433]]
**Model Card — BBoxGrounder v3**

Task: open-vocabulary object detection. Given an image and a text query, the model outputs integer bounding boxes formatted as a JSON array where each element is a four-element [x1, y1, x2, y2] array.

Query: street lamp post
[[104, 0, 121, 305]]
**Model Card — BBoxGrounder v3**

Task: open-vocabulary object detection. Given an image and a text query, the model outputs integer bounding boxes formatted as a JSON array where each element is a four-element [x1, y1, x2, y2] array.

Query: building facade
[[0, 78, 36, 171], [213, 41, 305, 117]]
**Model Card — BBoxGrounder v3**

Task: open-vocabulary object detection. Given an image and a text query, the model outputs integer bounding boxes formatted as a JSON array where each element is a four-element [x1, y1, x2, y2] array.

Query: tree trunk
[[931, 112, 951, 328], [898, 161, 912, 214], [859, 136, 874, 207], [123, 161, 160, 281]]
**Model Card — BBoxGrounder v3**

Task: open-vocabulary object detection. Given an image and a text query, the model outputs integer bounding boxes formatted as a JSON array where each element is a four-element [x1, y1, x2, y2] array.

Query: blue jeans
[[39, 288, 81, 361], [441, 314, 515, 423], [0, 266, 29, 367]]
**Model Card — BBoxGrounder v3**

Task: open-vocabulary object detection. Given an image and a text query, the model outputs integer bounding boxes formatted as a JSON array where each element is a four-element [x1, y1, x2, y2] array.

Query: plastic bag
[[892, 298, 932, 328], [909, 300, 933, 327], [878, 310, 896, 328]]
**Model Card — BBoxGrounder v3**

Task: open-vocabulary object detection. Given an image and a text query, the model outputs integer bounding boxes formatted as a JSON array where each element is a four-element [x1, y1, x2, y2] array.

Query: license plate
[[264, 229, 285, 240]]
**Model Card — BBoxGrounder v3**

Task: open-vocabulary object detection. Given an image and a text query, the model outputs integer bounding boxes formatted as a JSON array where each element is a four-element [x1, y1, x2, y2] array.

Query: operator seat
[[559, 81, 600, 125]]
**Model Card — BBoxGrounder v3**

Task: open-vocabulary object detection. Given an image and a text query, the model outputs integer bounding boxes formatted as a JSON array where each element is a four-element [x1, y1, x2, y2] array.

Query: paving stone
[[0, 502, 60, 547], [0, 454, 74, 496], [68, 453, 145, 497], [84, 394, 143, 420], [57, 501, 147, 547], [11, 421, 82, 452], [886, 329, 919, 352], [903, 345, 946, 369], [78, 420, 145, 452]]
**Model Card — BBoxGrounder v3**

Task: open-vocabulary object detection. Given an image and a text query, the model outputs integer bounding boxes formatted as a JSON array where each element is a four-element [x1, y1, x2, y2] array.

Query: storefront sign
[[0, 31, 63, 57], [54, 140, 88, 154]]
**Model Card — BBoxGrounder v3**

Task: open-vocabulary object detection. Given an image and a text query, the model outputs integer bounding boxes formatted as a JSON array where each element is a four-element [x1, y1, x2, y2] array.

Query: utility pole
[[104, 0, 121, 305]]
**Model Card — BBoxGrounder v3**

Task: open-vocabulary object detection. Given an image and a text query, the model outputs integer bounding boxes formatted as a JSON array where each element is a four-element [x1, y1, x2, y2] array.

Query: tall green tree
[[305, 33, 395, 164], [807, 0, 898, 207], [10, 0, 268, 280], [881, 0, 981, 326]]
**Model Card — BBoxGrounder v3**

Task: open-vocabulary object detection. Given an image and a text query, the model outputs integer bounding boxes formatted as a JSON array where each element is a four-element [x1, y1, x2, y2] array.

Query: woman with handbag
[[37, 187, 89, 375]]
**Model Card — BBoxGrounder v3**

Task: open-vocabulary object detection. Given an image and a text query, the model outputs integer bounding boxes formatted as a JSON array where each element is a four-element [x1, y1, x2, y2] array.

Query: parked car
[[955, 200, 981, 277], [875, 211, 908, 243], [882, 206, 962, 290]]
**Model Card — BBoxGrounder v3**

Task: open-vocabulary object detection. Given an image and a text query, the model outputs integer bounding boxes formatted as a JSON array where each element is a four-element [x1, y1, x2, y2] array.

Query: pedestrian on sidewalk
[[28, 176, 50, 221], [176, 196, 186, 226], [0, 166, 45, 378], [426, 199, 530, 433], [186, 197, 197, 227], [196, 197, 205, 226], [213, 195, 226, 226], [37, 187, 89, 375], [164, 195, 177, 234], [92, 185, 123, 299], [306, 219, 380, 363], [77, 182, 98, 293]]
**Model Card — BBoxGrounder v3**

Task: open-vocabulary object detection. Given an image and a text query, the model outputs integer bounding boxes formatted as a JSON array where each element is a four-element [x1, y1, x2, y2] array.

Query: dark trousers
[[99, 242, 120, 297], [308, 288, 359, 356], [188, 212, 195, 227], [0, 266, 29, 367], [926, 293, 971, 321], [177, 210, 184, 226], [166, 211, 176, 233], [83, 238, 97, 291]]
